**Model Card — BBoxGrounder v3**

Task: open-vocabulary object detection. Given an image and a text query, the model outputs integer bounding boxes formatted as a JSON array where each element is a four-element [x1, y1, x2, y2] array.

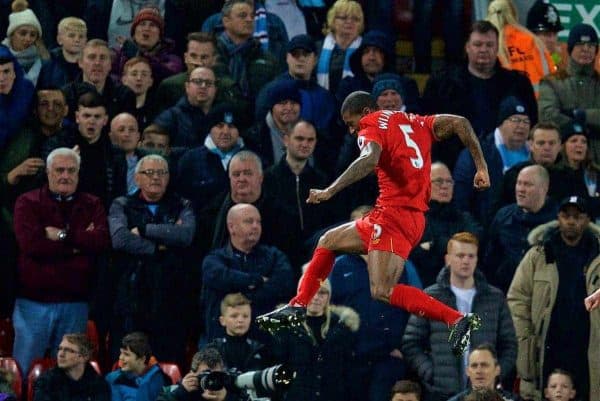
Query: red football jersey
[[357, 110, 438, 211]]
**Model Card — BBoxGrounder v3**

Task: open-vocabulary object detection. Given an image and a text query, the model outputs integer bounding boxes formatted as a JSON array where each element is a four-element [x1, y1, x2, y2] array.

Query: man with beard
[[508, 196, 600, 401]]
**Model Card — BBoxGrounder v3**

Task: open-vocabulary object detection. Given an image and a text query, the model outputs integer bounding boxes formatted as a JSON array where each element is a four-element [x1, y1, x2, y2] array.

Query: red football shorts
[[355, 206, 425, 258]]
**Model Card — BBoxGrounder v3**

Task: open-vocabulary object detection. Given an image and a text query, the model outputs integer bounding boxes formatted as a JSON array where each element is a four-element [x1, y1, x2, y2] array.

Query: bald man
[[109, 113, 144, 194], [483, 164, 559, 292], [201, 203, 294, 342]]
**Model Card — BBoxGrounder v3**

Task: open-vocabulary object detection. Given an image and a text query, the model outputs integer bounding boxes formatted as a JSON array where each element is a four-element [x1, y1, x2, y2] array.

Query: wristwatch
[[57, 230, 67, 241]]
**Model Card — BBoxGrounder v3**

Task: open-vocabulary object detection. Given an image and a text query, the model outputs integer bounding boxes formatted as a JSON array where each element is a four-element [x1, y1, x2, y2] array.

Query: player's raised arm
[[432, 114, 490, 190], [307, 141, 382, 204]]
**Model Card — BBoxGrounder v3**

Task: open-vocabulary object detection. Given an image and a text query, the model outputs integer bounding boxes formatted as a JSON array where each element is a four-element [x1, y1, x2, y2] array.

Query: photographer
[[157, 347, 239, 401]]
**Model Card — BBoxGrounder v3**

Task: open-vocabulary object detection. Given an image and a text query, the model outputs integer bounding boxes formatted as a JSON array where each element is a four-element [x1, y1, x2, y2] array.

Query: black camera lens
[[199, 371, 228, 391]]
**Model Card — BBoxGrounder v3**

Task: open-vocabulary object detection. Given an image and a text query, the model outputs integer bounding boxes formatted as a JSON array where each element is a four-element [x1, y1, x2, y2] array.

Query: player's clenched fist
[[473, 169, 490, 190], [307, 188, 332, 204]]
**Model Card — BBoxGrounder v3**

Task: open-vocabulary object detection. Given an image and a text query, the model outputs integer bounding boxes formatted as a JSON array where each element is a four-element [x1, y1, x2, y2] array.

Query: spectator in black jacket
[[402, 232, 517, 401], [108, 154, 195, 366], [176, 103, 245, 214], [421, 20, 536, 170], [38, 17, 86, 88], [201, 203, 294, 342], [62, 39, 136, 122], [410, 162, 481, 287], [263, 120, 331, 274], [483, 165, 558, 293], [34, 333, 110, 401]]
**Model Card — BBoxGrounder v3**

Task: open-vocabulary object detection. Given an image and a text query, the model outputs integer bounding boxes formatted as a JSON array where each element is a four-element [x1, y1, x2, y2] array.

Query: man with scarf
[[214, 0, 278, 109]]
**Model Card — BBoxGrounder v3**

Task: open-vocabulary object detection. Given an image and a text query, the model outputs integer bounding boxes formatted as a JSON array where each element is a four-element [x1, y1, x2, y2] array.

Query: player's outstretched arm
[[432, 114, 490, 190], [307, 141, 382, 204]]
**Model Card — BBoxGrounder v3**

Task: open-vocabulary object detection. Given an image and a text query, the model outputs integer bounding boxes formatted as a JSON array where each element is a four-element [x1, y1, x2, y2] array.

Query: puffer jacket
[[507, 221, 600, 401], [402, 268, 517, 399]]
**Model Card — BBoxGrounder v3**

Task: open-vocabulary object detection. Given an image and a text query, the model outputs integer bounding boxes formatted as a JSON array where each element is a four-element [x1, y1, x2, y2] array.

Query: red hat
[[130, 7, 164, 38]]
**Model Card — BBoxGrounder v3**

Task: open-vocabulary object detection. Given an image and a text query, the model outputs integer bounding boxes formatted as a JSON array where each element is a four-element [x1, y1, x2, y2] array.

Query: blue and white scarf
[[316, 33, 361, 90], [204, 134, 245, 170], [254, 3, 269, 52]]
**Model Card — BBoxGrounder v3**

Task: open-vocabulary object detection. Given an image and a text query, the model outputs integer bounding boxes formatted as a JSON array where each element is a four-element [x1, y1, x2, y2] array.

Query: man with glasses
[[108, 154, 195, 366], [539, 23, 600, 163], [0, 86, 70, 317], [410, 162, 482, 287], [155, 32, 241, 116], [34, 333, 110, 401], [12, 147, 109, 374], [454, 96, 532, 225], [154, 66, 219, 149]]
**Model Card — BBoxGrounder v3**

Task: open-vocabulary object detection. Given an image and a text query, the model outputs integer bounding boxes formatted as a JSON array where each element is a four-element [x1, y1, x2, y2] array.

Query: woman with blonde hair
[[486, 0, 555, 97], [316, 0, 363, 91], [272, 277, 359, 401], [1, 0, 49, 85]]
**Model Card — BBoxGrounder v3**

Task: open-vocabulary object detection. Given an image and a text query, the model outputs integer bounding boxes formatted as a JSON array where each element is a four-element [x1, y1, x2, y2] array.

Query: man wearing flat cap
[[453, 95, 532, 224], [508, 195, 600, 401], [538, 22, 600, 163]]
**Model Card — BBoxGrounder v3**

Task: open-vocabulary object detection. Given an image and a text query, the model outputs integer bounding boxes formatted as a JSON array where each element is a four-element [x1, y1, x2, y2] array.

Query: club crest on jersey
[[357, 135, 366, 150], [371, 224, 382, 244]]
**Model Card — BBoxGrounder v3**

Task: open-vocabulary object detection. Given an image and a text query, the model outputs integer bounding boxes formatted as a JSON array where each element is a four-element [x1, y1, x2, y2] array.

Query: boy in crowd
[[390, 380, 421, 401], [207, 293, 268, 372], [39, 17, 87, 87], [544, 370, 577, 401], [106, 332, 168, 401]]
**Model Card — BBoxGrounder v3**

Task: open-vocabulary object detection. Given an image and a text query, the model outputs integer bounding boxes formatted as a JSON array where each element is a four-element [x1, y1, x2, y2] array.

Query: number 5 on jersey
[[399, 124, 424, 169]]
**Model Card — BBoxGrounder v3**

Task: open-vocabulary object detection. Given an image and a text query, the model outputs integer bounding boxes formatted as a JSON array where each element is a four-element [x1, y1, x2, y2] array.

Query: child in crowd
[[207, 293, 269, 372], [106, 332, 168, 401], [544, 369, 577, 401], [38, 17, 87, 87], [390, 380, 421, 401]]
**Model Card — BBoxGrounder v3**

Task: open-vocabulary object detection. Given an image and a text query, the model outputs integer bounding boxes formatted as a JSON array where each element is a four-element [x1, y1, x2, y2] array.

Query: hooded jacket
[[507, 221, 600, 401]]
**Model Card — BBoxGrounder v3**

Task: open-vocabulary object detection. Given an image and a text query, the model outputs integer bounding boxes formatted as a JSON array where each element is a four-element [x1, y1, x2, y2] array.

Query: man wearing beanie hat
[[539, 23, 600, 164], [245, 79, 302, 168], [111, 6, 183, 84], [176, 103, 245, 210], [454, 95, 531, 224], [508, 195, 600, 401], [371, 73, 421, 113]]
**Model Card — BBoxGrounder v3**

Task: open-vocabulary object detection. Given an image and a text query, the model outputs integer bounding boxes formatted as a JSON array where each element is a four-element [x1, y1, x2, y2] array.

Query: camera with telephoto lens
[[197, 365, 295, 400]]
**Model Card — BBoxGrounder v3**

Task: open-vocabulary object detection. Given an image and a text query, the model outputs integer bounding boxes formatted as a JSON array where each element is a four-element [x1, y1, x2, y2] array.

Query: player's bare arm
[[433, 114, 490, 190], [307, 141, 382, 204]]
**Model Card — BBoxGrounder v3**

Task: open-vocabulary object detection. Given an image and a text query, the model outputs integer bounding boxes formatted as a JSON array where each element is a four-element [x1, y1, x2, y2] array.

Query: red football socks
[[291, 247, 336, 307], [389, 284, 463, 325]]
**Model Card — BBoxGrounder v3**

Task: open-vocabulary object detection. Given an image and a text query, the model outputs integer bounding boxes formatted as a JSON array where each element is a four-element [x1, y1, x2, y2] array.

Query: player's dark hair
[[340, 91, 378, 116], [529, 121, 560, 140], [191, 347, 224, 371], [471, 343, 499, 365], [469, 20, 499, 39], [121, 331, 151, 363]]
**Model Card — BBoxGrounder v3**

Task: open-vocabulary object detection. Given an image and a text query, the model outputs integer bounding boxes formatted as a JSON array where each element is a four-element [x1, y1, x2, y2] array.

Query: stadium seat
[[159, 362, 182, 384], [0, 357, 22, 400], [86, 320, 100, 360], [27, 358, 56, 401]]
